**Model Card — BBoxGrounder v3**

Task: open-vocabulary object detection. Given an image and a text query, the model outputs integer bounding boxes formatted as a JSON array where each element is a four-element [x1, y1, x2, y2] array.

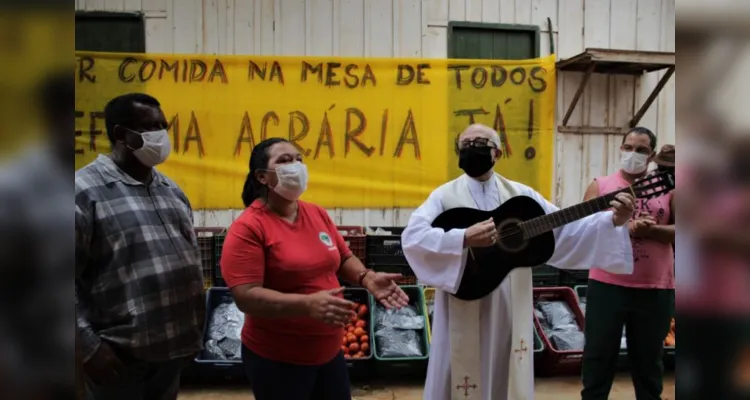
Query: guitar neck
[[521, 190, 626, 238]]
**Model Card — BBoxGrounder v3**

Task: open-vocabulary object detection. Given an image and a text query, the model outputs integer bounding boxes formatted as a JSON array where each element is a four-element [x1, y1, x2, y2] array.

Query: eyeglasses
[[456, 137, 497, 151]]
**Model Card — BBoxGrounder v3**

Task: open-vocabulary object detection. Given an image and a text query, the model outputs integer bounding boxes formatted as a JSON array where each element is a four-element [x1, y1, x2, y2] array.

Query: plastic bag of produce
[[374, 327, 424, 358], [374, 304, 424, 330], [206, 302, 245, 360], [372, 303, 425, 357], [549, 328, 585, 351], [537, 301, 577, 327]]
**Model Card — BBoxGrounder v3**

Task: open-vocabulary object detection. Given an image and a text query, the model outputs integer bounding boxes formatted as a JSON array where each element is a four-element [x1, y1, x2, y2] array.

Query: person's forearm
[[644, 225, 675, 244], [233, 286, 310, 318], [337, 256, 369, 286]]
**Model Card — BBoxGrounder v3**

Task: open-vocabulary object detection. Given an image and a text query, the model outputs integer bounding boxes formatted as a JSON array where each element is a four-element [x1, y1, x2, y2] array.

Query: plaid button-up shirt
[[75, 155, 205, 363]]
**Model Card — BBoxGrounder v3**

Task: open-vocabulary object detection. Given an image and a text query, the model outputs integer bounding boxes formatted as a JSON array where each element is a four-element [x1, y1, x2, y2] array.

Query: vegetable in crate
[[664, 318, 675, 346], [373, 303, 425, 358], [341, 302, 371, 359]]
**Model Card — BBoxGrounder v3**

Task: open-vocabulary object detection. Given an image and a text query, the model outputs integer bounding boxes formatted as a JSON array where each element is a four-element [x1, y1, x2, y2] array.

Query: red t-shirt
[[220, 200, 353, 365]]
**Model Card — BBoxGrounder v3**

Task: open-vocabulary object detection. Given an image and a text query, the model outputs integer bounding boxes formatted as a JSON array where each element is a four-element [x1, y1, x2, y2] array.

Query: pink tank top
[[676, 164, 750, 315], [589, 171, 675, 289]]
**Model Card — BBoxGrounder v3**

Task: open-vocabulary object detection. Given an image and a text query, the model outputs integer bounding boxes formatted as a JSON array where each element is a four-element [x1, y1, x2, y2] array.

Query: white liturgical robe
[[401, 174, 634, 400]]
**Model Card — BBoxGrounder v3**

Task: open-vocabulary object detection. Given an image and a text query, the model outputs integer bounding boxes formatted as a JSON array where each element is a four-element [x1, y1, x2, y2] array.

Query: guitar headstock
[[631, 170, 675, 200]]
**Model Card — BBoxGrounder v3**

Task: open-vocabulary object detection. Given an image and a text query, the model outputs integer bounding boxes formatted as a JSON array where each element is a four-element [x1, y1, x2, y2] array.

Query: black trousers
[[242, 346, 352, 400], [581, 279, 674, 400], [677, 315, 750, 400]]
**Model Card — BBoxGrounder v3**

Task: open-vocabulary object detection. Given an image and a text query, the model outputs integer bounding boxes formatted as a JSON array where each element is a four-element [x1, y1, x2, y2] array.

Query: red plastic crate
[[337, 226, 366, 261], [533, 286, 586, 376]]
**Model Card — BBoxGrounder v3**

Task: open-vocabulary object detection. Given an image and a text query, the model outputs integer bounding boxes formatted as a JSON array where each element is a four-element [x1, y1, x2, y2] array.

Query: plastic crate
[[342, 287, 374, 379], [194, 287, 245, 379], [559, 270, 589, 288], [372, 264, 418, 286], [574, 284, 587, 303], [533, 323, 546, 374], [532, 265, 560, 287], [337, 226, 366, 261], [195, 227, 225, 290], [423, 287, 435, 344], [533, 287, 586, 376], [371, 285, 430, 377], [533, 323, 544, 353], [213, 230, 228, 287]]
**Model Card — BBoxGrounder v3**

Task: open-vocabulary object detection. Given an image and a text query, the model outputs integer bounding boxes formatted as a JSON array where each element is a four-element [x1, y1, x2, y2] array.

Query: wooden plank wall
[[76, 0, 675, 227]]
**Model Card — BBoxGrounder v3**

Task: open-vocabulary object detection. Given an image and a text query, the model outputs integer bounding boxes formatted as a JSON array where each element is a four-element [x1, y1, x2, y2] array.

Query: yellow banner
[[75, 52, 556, 209]]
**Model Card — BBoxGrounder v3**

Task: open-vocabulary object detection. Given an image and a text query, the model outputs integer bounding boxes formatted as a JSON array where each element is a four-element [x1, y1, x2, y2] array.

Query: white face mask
[[127, 129, 171, 167], [620, 150, 649, 174], [272, 162, 308, 201]]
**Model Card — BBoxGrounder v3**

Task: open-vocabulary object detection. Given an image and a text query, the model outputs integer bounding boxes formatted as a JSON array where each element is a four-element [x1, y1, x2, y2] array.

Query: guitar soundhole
[[496, 219, 527, 253]]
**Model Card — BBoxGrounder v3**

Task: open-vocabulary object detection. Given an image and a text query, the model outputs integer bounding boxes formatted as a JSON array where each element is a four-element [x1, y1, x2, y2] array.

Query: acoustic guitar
[[430, 170, 675, 301]]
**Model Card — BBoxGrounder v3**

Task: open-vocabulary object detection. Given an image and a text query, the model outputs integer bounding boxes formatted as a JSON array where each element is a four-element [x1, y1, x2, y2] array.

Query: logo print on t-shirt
[[319, 232, 334, 248]]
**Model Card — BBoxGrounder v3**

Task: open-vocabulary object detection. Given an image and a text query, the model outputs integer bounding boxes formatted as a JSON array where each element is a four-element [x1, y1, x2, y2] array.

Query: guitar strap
[[443, 174, 534, 400]]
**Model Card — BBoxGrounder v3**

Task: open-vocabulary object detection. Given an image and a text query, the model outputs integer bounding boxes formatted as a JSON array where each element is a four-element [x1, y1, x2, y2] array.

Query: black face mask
[[459, 147, 495, 177]]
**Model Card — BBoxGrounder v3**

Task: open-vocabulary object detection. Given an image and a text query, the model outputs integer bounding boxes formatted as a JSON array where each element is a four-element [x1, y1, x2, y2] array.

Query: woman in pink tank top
[[582, 130, 676, 400]]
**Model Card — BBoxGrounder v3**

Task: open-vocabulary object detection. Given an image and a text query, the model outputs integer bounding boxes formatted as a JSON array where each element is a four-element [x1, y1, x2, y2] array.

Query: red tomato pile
[[342, 302, 370, 359]]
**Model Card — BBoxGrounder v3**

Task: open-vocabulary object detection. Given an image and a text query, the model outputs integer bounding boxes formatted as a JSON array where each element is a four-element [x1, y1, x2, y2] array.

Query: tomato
[[349, 342, 360, 352], [360, 334, 369, 343], [346, 333, 357, 343], [341, 346, 349, 354], [344, 354, 351, 359], [353, 327, 366, 337], [342, 336, 348, 345], [357, 305, 368, 317], [355, 351, 364, 358], [361, 343, 369, 353], [355, 320, 367, 328]]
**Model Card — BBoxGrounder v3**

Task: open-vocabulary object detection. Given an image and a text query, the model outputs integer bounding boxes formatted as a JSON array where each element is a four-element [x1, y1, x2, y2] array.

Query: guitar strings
[[487, 172, 670, 242]]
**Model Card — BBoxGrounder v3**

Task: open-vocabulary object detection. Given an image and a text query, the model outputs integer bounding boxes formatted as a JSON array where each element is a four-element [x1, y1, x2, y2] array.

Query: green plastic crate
[[574, 285, 587, 303], [370, 285, 430, 362], [533, 323, 544, 353]]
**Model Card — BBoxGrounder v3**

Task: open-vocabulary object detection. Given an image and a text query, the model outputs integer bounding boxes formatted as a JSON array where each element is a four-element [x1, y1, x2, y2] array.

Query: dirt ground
[[179, 372, 675, 399]]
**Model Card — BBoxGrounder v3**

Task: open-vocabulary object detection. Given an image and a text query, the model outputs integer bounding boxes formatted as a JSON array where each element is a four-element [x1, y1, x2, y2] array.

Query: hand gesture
[[84, 340, 128, 386], [629, 215, 655, 238], [305, 287, 356, 327], [610, 193, 636, 226], [362, 272, 410, 309], [464, 217, 497, 248]]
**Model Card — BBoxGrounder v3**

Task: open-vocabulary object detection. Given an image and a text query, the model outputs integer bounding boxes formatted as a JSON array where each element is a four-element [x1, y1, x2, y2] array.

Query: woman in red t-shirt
[[221, 138, 409, 400]]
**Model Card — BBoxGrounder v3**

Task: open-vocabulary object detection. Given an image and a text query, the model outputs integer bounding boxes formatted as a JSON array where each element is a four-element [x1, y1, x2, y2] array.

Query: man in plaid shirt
[[75, 93, 205, 399]]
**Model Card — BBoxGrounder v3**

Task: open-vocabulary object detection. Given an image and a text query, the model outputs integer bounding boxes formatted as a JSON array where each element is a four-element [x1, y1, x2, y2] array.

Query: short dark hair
[[622, 126, 657, 151], [103, 93, 161, 143], [241, 138, 289, 207]]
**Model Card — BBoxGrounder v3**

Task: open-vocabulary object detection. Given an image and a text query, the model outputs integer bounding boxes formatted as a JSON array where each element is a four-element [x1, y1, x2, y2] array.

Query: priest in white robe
[[401, 124, 636, 400]]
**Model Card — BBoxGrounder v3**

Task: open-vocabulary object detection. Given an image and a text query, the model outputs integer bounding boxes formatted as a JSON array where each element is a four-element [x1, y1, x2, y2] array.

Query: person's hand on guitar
[[628, 214, 655, 237], [610, 193, 637, 226], [463, 217, 497, 248]]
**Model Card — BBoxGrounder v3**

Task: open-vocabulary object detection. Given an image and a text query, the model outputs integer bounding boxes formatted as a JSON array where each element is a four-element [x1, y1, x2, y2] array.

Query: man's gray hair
[[461, 123, 501, 148]]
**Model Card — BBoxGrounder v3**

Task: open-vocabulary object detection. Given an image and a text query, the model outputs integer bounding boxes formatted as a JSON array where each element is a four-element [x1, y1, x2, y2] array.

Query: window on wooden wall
[[447, 22, 540, 60], [75, 11, 145, 53]]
